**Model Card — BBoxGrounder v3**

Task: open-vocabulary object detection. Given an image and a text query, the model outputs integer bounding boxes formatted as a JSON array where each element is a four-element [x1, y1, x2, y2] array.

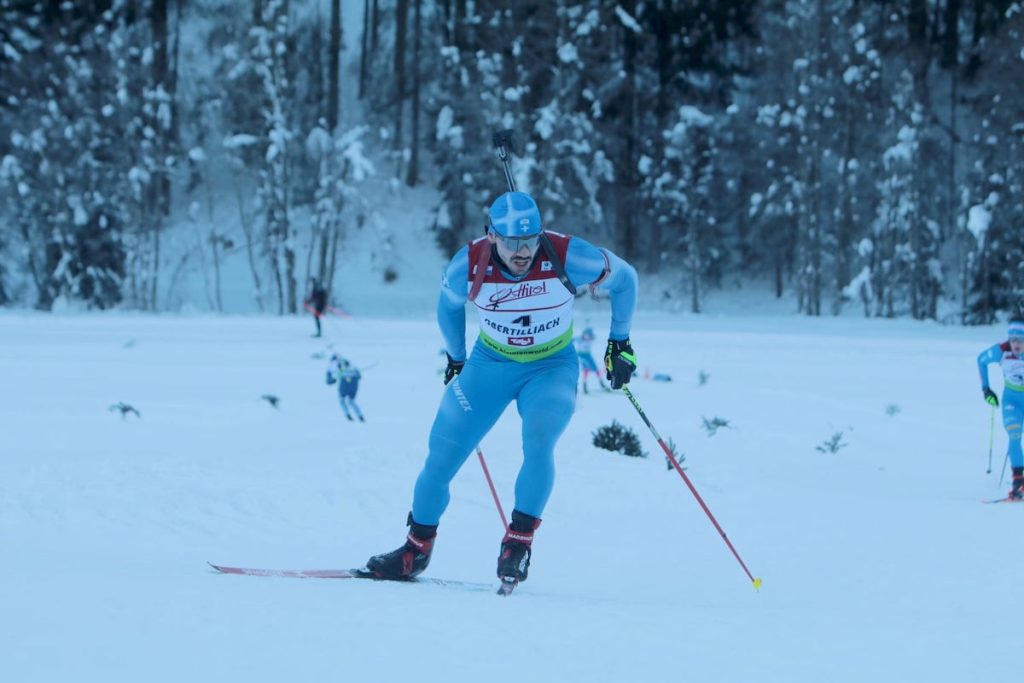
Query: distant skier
[[363, 190, 638, 587], [574, 323, 610, 394], [304, 278, 328, 337], [977, 319, 1024, 500], [326, 354, 364, 422]]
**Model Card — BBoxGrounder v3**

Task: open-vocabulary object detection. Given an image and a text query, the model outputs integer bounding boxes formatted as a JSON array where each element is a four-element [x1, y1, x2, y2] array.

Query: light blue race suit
[[978, 342, 1024, 468], [574, 326, 601, 373], [327, 358, 364, 421], [410, 235, 638, 525]]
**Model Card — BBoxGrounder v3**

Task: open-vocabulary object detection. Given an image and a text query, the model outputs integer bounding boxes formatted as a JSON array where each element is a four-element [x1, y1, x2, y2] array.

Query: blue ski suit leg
[[1002, 388, 1024, 468], [412, 345, 579, 525]]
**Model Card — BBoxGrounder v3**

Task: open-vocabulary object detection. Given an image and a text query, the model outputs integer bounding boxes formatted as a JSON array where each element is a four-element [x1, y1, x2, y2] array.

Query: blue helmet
[[488, 191, 542, 238], [1009, 320, 1024, 339]]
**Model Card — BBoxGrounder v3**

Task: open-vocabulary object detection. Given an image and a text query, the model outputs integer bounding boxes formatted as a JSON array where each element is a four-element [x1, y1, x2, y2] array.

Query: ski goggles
[[489, 230, 541, 252]]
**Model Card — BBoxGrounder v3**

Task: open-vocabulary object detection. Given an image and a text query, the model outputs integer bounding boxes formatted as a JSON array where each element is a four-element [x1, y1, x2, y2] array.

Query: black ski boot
[[497, 510, 541, 583], [1009, 469, 1024, 501], [365, 513, 437, 580]]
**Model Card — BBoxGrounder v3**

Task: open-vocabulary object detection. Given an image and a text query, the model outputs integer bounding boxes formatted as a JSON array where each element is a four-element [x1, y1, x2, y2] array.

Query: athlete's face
[[1011, 337, 1024, 355], [488, 231, 541, 276]]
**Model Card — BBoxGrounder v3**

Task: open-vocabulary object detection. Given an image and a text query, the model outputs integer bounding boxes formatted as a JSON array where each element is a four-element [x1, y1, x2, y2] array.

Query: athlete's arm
[[564, 237, 638, 340], [437, 245, 470, 361], [978, 343, 1004, 389]]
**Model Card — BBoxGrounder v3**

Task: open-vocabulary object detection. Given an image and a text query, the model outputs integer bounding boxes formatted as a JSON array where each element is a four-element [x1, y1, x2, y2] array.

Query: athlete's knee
[[522, 395, 575, 430], [1007, 423, 1022, 440]]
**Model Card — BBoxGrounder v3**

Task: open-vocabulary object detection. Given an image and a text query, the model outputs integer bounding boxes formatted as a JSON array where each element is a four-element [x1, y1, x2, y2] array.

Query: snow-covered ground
[[1, 305, 1018, 682]]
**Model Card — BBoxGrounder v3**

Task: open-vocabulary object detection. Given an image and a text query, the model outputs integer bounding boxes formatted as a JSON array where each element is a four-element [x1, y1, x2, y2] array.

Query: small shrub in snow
[[664, 437, 685, 470], [816, 432, 847, 454], [701, 415, 732, 437], [593, 420, 646, 458]]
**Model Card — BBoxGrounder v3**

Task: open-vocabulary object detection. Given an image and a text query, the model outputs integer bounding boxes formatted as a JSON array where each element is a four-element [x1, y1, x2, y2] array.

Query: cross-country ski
[[208, 562, 495, 592]]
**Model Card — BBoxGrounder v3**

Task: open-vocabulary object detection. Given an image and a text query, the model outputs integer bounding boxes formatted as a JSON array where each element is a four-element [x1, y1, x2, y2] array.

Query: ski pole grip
[[492, 129, 515, 155], [492, 129, 518, 192]]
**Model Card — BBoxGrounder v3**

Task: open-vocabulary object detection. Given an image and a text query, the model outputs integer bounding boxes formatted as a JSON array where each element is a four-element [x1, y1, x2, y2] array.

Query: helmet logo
[[519, 218, 531, 227]]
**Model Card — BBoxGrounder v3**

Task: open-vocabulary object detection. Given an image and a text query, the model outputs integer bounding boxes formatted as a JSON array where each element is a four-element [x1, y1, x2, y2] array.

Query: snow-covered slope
[[1, 308, 1017, 682]]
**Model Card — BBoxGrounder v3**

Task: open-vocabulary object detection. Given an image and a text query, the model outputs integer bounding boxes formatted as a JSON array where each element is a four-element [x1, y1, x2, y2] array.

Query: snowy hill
[[2, 306, 1019, 682]]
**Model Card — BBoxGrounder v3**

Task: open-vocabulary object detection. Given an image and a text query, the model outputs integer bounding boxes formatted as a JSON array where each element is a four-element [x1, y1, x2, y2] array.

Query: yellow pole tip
[[752, 577, 763, 591]]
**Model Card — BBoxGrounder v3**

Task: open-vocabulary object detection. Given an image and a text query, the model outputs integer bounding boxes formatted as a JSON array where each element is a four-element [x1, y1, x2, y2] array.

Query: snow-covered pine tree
[[2, 4, 132, 310], [639, 105, 717, 313]]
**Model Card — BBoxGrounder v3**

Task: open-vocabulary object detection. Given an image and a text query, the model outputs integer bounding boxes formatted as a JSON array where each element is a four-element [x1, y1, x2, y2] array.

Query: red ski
[[207, 562, 494, 592], [982, 496, 1024, 504]]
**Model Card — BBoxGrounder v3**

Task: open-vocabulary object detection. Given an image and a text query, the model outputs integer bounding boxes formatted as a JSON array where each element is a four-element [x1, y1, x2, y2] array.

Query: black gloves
[[984, 387, 999, 407], [444, 354, 465, 385], [604, 338, 637, 390]]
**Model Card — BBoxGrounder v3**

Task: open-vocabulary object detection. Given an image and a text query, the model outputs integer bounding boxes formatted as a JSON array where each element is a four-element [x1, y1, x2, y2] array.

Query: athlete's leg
[[412, 352, 517, 525], [580, 353, 598, 391], [338, 391, 352, 420], [1002, 390, 1024, 468], [512, 350, 579, 518]]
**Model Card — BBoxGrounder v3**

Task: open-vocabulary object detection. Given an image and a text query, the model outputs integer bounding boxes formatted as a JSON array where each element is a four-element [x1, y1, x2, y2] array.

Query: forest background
[[0, 0, 1022, 323]]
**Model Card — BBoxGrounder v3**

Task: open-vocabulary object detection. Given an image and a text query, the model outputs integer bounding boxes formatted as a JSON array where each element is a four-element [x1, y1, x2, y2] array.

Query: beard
[[493, 244, 536, 275]]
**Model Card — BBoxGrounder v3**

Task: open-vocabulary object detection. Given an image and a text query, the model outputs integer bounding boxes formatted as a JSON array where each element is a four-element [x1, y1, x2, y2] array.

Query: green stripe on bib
[[478, 327, 575, 363]]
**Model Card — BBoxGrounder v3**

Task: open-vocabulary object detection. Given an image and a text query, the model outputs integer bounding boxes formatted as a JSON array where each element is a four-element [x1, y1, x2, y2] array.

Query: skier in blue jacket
[[977, 319, 1024, 500], [365, 191, 638, 585], [574, 323, 610, 393], [326, 354, 364, 422]]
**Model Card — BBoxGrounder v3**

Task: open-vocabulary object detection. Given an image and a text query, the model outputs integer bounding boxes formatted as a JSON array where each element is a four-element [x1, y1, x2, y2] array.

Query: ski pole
[[475, 447, 508, 532], [987, 405, 996, 474], [328, 305, 351, 318], [621, 385, 762, 591], [492, 129, 518, 192]]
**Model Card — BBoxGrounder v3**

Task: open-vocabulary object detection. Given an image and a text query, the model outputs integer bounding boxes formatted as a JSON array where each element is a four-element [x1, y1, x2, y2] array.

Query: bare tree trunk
[[327, 223, 341, 302], [982, 240, 992, 323], [149, 0, 172, 310], [620, 0, 640, 262], [151, 0, 170, 216], [273, 251, 285, 315], [370, 0, 380, 51], [406, 0, 421, 186], [211, 233, 223, 312], [394, 0, 409, 159], [328, 0, 341, 130], [961, 237, 972, 324], [203, 163, 224, 312], [305, 215, 321, 286], [688, 220, 701, 314], [150, 225, 161, 310], [318, 229, 330, 283], [236, 183, 266, 312], [170, 0, 182, 145], [774, 256, 783, 299], [834, 112, 856, 315], [359, 0, 369, 98], [453, 0, 465, 47]]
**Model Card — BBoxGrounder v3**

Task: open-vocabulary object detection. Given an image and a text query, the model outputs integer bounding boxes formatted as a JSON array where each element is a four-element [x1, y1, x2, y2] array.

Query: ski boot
[[497, 510, 541, 583], [365, 513, 437, 580], [1009, 471, 1024, 501]]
